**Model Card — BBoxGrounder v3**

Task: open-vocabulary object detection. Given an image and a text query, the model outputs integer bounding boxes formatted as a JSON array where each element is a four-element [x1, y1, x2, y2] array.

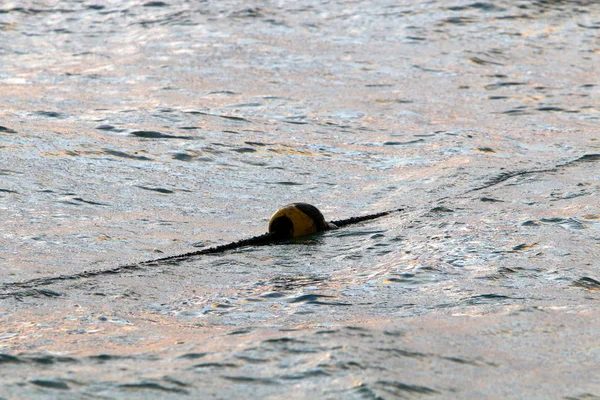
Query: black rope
[[2, 154, 595, 299], [331, 208, 404, 228], [0, 208, 404, 295], [140, 208, 405, 264], [139, 232, 277, 264]]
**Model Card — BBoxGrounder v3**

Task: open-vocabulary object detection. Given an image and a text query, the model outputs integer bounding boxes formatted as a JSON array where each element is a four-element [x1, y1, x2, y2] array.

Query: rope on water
[[331, 208, 404, 228], [144, 207, 405, 264], [139, 232, 276, 264], [0, 207, 405, 295]]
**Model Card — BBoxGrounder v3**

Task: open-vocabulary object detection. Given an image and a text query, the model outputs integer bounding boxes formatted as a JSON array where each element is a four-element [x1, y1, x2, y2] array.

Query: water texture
[[1, 0, 599, 398]]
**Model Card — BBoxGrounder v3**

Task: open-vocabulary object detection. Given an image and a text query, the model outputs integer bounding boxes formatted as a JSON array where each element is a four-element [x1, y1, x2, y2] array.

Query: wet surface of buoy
[[268, 203, 336, 239]]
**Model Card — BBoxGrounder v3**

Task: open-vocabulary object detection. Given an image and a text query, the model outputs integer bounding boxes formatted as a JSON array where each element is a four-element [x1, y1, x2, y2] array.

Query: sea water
[[1, 1, 599, 398]]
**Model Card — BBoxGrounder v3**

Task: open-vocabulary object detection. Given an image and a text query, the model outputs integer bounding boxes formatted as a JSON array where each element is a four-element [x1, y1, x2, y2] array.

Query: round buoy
[[268, 203, 337, 239]]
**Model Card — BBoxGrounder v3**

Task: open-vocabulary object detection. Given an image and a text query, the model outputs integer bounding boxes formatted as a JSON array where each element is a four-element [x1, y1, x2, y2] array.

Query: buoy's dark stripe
[[0, 209, 403, 294], [292, 203, 326, 228]]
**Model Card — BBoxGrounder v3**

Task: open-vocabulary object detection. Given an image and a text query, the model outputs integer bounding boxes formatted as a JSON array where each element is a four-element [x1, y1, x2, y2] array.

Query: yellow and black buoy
[[268, 203, 337, 239]]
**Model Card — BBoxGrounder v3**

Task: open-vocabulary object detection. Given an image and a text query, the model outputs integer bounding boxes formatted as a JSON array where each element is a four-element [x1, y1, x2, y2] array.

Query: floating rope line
[[0, 206, 405, 296], [141, 205, 405, 264], [330, 209, 403, 228], [2, 154, 597, 299], [139, 232, 276, 264]]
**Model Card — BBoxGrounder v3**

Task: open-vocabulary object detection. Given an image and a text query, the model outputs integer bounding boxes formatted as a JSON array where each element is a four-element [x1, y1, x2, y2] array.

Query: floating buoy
[[268, 203, 337, 239]]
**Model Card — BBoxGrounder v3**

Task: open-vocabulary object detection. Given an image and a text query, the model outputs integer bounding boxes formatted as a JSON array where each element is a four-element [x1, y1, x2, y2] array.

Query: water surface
[[1, 1, 599, 398]]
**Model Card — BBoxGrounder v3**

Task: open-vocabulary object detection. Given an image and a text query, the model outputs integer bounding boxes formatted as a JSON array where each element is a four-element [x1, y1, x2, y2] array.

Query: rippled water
[[1, 0, 600, 398]]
